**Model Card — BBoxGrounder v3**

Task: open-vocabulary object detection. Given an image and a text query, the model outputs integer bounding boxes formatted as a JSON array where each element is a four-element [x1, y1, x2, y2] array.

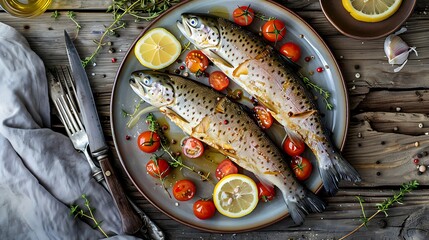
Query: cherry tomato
[[282, 137, 306, 157], [146, 158, 171, 178], [182, 137, 205, 158], [257, 182, 276, 202], [209, 71, 230, 91], [280, 42, 301, 62], [254, 105, 273, 129], [137, 131, 160, 153], [215, 159, 239, 180], [262, 19, 286, 43], [232, 5, 255, 26], [185, 50, 209, 73], [173, 179, 196, 201], [193, 199, 216, 219], [290, 156, 313, 181]]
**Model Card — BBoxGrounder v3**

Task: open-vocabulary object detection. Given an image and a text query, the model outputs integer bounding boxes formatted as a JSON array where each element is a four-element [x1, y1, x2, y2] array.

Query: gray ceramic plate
[[111, 0, 348, 232]]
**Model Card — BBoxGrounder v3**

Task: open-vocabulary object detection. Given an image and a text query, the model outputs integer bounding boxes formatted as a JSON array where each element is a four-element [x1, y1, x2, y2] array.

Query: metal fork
[[54, 93, 105, 184], [50, 67, 164, 240]]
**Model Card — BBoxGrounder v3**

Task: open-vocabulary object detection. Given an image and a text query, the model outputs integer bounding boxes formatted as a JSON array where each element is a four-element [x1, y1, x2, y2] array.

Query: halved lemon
[[134, 28, 181, 70], [342, 0, 402, 23], [213, 174, 259, 218]]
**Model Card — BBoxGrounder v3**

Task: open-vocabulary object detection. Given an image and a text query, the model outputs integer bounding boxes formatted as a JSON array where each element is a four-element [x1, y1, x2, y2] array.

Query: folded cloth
[[0, 22, 140, 240]]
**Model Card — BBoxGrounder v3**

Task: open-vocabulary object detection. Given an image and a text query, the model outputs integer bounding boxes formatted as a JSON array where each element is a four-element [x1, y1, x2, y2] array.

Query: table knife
[[64, 30, 146, 235]]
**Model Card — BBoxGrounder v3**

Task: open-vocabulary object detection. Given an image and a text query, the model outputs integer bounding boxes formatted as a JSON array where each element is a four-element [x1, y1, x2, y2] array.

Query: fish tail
[[283, 188, 325, 225], [318, 149, 361, 195]]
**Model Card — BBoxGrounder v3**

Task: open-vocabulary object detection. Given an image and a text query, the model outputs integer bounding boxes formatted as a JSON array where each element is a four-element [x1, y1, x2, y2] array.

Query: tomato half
[[172, 179, 196, 201], [232, 5, 255, 26], [282, 137, 305, 157], [262, 19, 286, 43], [182, 137, 205, 158], [215, 159, 239, 180], [280, 42, 301, 62], [257, 182, 276, 202], [254, 105, 273, 129], [137, 131, 160, 153], [185, 50, 209, 74], [290, 156, 313, 181], [193, 199, 216, 220], [209, 71, 230, 91], [146, 158, 171, 178]]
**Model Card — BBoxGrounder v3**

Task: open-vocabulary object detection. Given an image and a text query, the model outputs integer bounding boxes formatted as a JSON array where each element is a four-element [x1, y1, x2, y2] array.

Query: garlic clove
[[384, 34, 410, 64]]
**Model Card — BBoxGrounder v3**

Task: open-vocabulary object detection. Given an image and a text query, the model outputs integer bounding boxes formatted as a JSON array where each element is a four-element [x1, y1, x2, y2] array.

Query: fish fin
[[232, 60, 250, 77], [254, 174, 274, 189], [254, 96, 279, 115], [283, 128, 304, 148], [283, 188, 325, 225], [318, 148, 361, 195], [290, 110, 317, 119], [192, 116, 211, 134], [160, 107, 192, 134], [202, 49, 234, 68]]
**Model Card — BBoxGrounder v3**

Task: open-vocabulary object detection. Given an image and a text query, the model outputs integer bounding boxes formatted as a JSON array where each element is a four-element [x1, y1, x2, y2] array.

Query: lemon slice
[[134, 28, 181, 70], [342, 0, 402, 23], [213, 174, 259, 218]]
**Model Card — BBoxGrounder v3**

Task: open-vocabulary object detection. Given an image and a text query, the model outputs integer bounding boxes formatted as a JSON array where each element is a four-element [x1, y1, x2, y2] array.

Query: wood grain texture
[[2, 1, 429, 239]]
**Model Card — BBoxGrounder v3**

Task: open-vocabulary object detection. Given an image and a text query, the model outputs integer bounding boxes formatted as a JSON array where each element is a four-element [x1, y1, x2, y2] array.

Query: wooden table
[[2, 0, 429, 239]]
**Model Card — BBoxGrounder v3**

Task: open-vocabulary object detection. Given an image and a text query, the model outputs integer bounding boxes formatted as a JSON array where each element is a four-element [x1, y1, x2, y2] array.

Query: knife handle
[[95, 150, 143, 234]]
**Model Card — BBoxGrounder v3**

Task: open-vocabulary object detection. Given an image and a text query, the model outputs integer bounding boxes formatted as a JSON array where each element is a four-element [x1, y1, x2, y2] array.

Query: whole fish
[[129, 70, 325, 224], [177, 14, 361, 195]]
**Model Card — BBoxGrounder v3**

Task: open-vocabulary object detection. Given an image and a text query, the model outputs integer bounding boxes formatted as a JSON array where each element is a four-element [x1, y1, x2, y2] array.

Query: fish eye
[[189, 17, 200, 27], [143, 76, 152, 86]]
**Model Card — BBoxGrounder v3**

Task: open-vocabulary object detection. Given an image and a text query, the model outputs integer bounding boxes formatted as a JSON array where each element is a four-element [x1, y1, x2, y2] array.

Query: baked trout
[[177, 14, 360, 195], [129, 70, 325, 224]]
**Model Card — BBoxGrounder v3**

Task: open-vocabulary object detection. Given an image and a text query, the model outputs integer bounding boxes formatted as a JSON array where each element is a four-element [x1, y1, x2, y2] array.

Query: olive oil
[[0, 0, 52, 18]]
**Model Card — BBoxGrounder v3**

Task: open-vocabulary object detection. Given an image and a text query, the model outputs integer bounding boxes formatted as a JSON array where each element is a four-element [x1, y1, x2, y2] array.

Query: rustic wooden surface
[[2, 0, 429, 239]]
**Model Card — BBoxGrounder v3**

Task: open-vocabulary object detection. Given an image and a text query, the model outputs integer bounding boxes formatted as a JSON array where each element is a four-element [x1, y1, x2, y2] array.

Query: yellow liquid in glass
[[0, 0, 52, 18]]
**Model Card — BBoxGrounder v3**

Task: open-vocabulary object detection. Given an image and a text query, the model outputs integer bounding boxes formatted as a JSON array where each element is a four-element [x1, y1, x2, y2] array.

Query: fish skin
[[177, 13, 361, 195], [129, 70, 325, 224]]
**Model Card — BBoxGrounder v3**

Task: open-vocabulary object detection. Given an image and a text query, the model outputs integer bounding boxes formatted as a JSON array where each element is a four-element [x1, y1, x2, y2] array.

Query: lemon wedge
[[213, 174, 259, 218], [342, 0, 402, 23], [134, 28, 181, 70]]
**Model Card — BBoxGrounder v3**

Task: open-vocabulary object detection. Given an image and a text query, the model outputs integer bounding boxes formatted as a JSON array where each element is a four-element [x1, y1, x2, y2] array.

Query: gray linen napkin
[[0, 22, 139, 240]]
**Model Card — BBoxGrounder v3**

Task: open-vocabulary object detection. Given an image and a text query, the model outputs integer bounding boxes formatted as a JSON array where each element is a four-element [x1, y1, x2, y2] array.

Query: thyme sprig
[[82, 0, 179, 68], [51, 10, 60, 20], [146, 113, 212, 183], [339, 180, 419, 240], [70, 194, 108, 238], [67, 11, 82, 38], [302, 76, 333, 110]]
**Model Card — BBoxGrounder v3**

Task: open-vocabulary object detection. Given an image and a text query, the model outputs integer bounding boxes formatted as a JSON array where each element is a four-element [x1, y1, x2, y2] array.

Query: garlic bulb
[[384, 28, 418, 73]]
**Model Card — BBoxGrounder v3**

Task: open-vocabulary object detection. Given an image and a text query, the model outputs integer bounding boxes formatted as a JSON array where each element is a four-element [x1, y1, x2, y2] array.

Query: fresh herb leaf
[[70, 194, 108, 237], [51, 10, 60, 20], [339, 180, 419, 240]]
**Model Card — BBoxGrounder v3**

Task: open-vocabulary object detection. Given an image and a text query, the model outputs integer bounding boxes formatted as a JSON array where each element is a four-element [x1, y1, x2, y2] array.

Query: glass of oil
[[0, 0, 52, 18]]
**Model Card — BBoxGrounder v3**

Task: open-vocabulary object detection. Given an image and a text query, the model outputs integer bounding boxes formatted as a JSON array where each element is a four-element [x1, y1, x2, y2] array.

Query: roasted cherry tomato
[[290, 156, 313, 181], [182, 137, 205, 158], [232, 5, 255, 26], [137, 131, 160, 153], [209, 71, 230, 91], [254, 105, 273, 129], [280, 42, 301, 62], [262, 19, 286, 43], [173, 179, 196, 201], [185, 50, 209, 73], [215, 159, 239, 180], [282, 137, 305, 157], [257, 182, 276, 202], [193, 199, 216, 219], [146, 158, 171, 178]]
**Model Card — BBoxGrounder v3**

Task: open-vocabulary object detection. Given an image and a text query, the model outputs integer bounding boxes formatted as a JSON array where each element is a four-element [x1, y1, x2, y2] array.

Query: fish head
[[129, 71, 175, 107], [177, 13, 220, 49]]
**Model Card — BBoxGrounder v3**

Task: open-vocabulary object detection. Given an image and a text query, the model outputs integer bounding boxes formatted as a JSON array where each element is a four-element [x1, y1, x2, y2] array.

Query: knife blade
[[64, 30, 143, 235]]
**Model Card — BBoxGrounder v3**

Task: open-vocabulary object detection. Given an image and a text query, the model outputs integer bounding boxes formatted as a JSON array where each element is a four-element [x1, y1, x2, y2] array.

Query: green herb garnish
[[339, 180, 419, 240], [51, 10, 60, 20], [70, 194, 108, 238], [302, 76, 333, 110], [67, 11, 82, 38]]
